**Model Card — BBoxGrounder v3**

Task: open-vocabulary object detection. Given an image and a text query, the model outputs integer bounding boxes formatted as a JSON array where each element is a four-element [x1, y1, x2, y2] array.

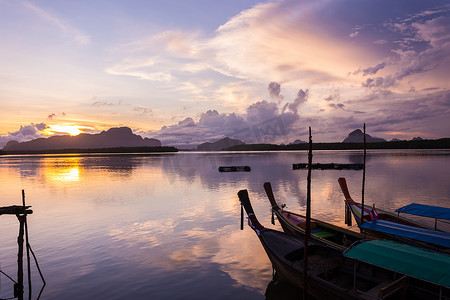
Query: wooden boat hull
[[264, 182, 365, 251], [338, 177, 434, 229], [337, 178, 450, 251], [258, 230, 362, 299]]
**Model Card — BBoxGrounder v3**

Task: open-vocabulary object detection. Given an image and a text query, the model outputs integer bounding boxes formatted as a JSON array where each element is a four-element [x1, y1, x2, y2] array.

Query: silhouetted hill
[[226, 138, 450, 151], [289, 139, 307, 144], [197, 137, 245, 151], [3, 127, 161, 151], [342, 129, 386, 143]]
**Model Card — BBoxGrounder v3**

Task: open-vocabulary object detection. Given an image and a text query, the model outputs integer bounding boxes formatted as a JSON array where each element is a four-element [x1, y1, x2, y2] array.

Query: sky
[[1, 0, 449, 148]]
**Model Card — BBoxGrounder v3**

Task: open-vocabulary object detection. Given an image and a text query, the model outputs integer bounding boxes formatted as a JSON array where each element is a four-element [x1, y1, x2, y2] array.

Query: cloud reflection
[[108, 208, 272, 292]]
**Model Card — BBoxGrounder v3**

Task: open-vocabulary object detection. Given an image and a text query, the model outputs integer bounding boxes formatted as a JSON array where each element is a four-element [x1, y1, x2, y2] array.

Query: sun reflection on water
[[43, 157, 81, 183]]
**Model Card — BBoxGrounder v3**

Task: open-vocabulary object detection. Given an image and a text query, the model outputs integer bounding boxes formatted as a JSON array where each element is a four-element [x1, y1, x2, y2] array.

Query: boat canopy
[[396, 203, 450, 220], [344, 239, 450, 287], [360, 219, 450, 247]]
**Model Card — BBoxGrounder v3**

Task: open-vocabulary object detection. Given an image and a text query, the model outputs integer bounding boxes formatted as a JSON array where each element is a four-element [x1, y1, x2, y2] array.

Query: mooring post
[[303, 126, 312, 300], [23, 190, 32, 300], [16, 214, 24, 300], [361, 123, 366, 226]]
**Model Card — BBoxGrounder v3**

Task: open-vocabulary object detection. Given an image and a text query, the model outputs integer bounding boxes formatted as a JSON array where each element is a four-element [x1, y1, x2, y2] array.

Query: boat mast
[[303, 127, 312, 299], [361, 123, 366, 225]]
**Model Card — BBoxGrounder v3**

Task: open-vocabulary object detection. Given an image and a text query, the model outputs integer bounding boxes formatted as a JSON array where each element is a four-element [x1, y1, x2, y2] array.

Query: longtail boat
[[338, 177, 450, 250], [238, 189, 450, 299], [263, 182, 365, 251], [338, 177, 433, 228]]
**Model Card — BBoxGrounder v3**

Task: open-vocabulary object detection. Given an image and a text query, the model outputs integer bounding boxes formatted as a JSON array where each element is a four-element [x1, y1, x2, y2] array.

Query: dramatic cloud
[[150, 84, 309, 146], [324, 89, 340, 101], [291, 89, 308, 112], [0, 123, 48, 149], [362, 62, 387, 76], [360, 8, 450, 92], [362, 76, 396, 89], [268, 82, 281, 99], [329, 103, 345, 110]]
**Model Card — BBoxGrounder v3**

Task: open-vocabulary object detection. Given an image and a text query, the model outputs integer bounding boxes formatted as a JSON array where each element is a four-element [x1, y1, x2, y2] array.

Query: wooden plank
[[0, 205, 33, 216], [293, 163, 363, 170]]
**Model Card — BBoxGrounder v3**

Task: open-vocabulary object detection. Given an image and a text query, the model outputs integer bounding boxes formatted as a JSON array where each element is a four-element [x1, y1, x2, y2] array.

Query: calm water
[[0, 150, 449, 299]]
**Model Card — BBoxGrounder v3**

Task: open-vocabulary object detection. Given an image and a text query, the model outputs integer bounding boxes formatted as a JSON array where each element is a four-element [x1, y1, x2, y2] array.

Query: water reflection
[[44, 157, 81, 183], [0, 150, 449, 299]]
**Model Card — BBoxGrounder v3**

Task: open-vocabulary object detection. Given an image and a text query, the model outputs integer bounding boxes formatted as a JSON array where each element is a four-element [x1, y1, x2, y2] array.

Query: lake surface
[[0, 150, 449, 299]]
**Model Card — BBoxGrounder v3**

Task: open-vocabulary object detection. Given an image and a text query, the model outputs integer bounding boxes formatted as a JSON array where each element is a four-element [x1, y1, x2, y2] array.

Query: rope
[[27, 243, 46, 300], [0, 269, 18, 285], [0, 268, 18, 300]]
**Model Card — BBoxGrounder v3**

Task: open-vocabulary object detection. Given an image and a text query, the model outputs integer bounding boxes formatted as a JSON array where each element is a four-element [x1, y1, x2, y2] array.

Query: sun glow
[[44, 125, 89, 136], [43, 157, 82, 183]]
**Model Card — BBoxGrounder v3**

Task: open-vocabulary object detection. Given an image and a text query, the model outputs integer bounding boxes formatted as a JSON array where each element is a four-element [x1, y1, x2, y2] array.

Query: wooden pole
[[22, 190, 32, 300], [16, 215, 24, 300], [361, 123, 366, 225], [303, 127, 312, 299]]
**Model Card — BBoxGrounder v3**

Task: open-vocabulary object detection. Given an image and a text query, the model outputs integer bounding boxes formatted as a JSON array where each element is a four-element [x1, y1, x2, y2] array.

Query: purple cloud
[[268, 82, 281, 98], [362, 76, 396, 89], [149, 84, 309, 146], [362, 62, 387, 76], [0, 123, 48, 149]]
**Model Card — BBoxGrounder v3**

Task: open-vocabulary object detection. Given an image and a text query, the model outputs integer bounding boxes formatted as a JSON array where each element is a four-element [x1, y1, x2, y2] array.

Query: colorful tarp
[[360, 219, 450, 247], [344, 239, 450, 287], [396, 203, 450, 220]]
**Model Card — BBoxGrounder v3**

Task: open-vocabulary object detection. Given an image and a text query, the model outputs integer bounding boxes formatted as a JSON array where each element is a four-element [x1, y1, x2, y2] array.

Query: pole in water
[[22, 190, 32, 300], [361, 123, 366, 225], [240, 203, 244, 230], [303, 126, 312, 299], [16, 215, 24, 300]]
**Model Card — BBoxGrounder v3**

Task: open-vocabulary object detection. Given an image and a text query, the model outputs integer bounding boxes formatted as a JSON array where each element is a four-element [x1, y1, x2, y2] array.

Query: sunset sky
[[1, 0, 449, 147]]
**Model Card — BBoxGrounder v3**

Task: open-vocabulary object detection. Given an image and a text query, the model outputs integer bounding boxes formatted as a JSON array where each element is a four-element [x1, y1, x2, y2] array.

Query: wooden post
[[303, 127, 312, 299], [240, 203, 244, 230], [1, 197, 34, 300], [23, 190, 32, 299], [361, 123, 366, 225], [16, 215, 24, 300]]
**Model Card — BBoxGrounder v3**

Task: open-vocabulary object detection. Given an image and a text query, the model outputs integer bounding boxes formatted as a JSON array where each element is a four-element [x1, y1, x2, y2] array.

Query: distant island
[[224, 138, 450, 151], [1, 127, 177, 154], [223, 129, 449, 151], [191, 130, 450, 151], [342, 129, 386, 143], [0, 127, 449, 155], [197, 137, 244, 151]]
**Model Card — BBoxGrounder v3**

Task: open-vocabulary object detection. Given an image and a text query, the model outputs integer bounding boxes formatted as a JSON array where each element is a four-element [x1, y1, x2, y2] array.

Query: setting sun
[[44, 125, 88, 136]]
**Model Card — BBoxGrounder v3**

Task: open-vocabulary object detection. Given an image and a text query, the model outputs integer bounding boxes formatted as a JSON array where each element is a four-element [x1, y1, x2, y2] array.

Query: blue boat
[[396, 203, 450, 231], [359, 219, 450, 249], [339, 177, 450, 251]]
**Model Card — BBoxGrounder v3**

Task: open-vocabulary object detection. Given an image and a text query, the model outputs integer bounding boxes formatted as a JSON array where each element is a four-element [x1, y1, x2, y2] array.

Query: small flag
[[371, 204, 378, 221]]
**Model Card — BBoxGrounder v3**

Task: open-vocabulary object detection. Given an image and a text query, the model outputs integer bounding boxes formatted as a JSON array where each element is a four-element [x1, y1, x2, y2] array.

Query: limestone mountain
[[342, 129, 386, 143], [289, 139, 307, 144], [197, 137, 245, 151], [3, 127, 161, 151]]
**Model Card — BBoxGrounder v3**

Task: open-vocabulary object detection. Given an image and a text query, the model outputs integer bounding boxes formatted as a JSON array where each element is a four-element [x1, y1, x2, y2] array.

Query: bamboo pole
[[16, 216, 24, 300], [303, 127, 312, 299], [22, 190, 32, 300], [361, 123, 366, 225]]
